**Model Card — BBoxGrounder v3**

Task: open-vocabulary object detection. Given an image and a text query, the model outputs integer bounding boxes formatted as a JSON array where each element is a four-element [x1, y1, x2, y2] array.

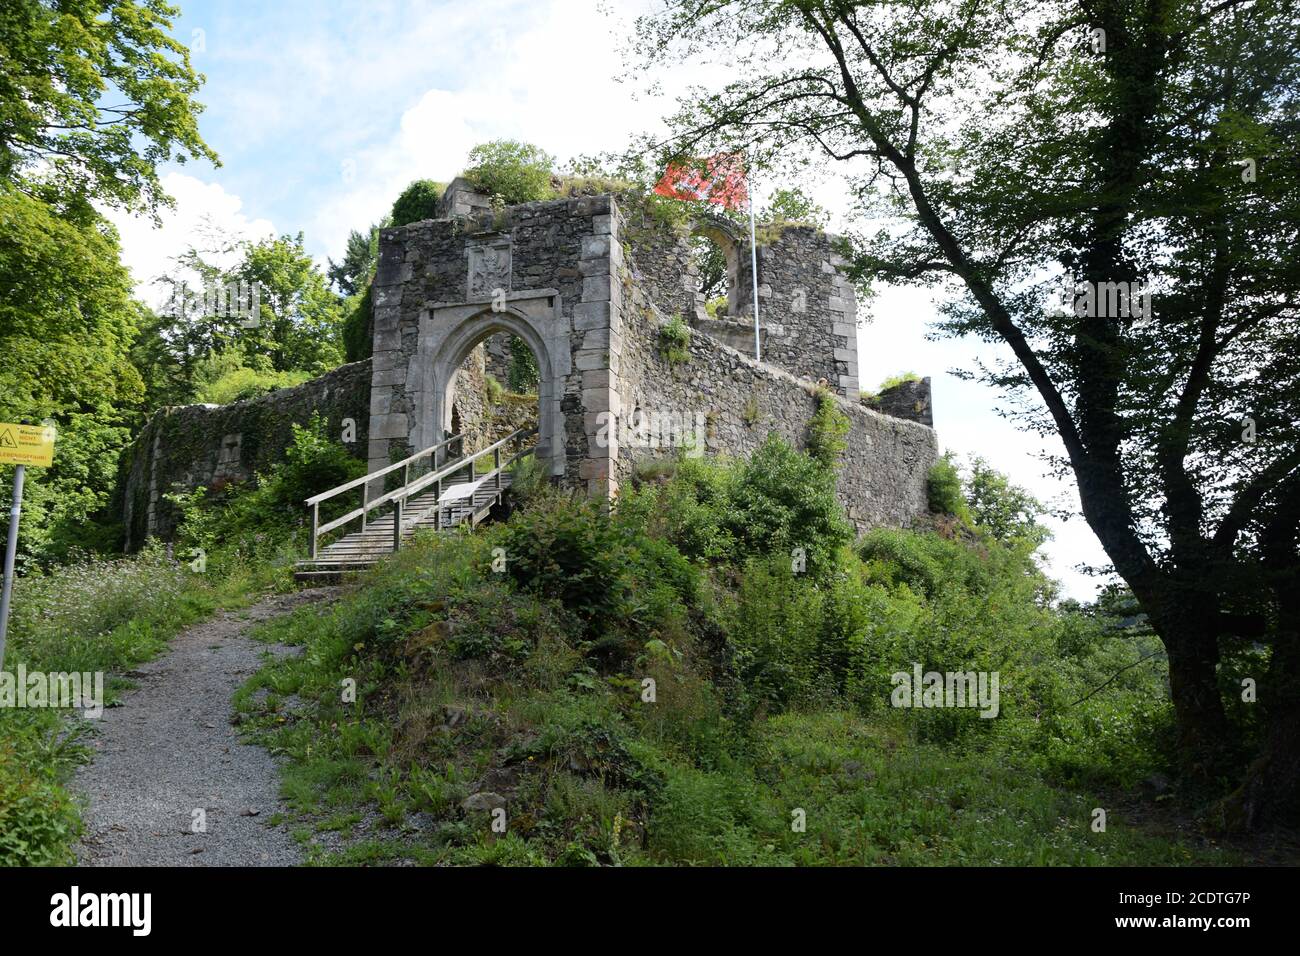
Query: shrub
[[618, 455, 734, 564], [657, 314, 691, 366], [500, 496, 630, 638], [463, 140, 556, 205], [926, 451, 969, 519], [390, 179, 445, 227], [724, 433, 853, 581], [806, 390, 850, 469]]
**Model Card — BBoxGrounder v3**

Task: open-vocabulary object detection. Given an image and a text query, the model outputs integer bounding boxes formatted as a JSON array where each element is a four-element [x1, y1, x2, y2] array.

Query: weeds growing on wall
[[657, 314, 691, 367]]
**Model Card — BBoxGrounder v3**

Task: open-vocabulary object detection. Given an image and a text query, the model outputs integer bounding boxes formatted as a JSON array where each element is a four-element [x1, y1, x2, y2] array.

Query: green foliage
[[235, 444, 1229, 864], [620, 434, 851, 581], [806, 390, 850, 469], [878, 371, 921, 391], [657, 314, 692, 366], [0, 0, 218, 214], [965, 456, 1049, 548], [690, 234, 728, 301], [191, 351, 310, 405], [507, 335, 539, 392], [328, 224, 384, 297], [342, 284, 373, 363], [169, 415, 365, 559], [499, 496, 694, 657], [463, 140, 556, 205], [725, 434, 853, 580], [762, 187, 829, 228], [926, 451, 969, 520], [390, 180, 445, 228], [140, 232, 346, 407], [0, 186, 145, 562]]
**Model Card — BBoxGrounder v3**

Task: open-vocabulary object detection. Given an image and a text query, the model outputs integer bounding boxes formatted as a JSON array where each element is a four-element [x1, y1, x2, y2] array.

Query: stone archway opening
[[689, 221, 741, 319], [447, 329, 541, 456], [415, 294, 572, 480]]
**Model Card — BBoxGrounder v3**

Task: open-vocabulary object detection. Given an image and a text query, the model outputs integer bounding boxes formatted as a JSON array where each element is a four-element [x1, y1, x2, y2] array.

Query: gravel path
[[73, 590, 326, 867]]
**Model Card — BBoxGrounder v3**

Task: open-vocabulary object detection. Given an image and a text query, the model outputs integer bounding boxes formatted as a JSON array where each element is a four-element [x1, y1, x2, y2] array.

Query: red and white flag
[[652, 153, 749, 210]]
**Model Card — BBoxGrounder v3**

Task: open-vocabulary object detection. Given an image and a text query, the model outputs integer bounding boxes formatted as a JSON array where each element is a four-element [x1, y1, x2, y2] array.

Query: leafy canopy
[[0, 0, 218, 214]]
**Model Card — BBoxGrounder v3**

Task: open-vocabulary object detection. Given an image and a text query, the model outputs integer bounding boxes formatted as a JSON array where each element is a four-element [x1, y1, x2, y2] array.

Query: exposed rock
[[460, 792, 507, 813]]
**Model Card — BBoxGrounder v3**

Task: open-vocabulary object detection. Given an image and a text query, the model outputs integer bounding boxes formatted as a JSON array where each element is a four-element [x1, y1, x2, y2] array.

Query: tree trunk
[[1216, 498, 1300, 830], [1163, 628, 1234, 778], [1213, 635, 1300, 831], [1139, 583, 1236, 780]]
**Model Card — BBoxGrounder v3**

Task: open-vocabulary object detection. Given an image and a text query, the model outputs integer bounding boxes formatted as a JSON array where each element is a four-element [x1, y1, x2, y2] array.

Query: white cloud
[[109, 173, 276, 309]]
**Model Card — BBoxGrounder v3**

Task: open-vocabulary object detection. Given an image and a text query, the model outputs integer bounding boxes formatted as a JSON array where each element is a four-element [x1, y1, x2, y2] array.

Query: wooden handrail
[[304, 432, 464, 506], [306, 427, 538, 560]]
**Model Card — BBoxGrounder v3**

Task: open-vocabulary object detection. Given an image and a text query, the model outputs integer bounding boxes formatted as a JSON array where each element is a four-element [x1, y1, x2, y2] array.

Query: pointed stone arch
[[414, 293, 570, 476]]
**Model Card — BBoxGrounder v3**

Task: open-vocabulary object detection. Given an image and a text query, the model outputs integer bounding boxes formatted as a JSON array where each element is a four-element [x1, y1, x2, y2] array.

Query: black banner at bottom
[[0, 865, 1285, 941]]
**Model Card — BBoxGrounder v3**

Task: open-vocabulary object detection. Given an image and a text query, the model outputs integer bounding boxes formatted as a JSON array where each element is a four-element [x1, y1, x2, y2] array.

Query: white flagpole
[[748, 171, 761, 363]]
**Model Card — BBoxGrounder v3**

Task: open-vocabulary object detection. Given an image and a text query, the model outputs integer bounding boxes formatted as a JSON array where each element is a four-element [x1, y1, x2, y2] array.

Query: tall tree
[[627, 0, 1300, 825], [0, 0, 218, 214], [0, 0, 216, 558]]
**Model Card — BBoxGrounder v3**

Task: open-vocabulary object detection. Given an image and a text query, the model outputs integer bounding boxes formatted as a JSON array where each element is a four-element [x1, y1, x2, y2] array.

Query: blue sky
[[110, 0, 1114, 600]]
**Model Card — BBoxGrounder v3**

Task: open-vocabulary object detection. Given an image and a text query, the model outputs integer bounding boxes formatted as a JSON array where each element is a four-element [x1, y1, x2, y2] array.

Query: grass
[[232, 531, 1240, 867]]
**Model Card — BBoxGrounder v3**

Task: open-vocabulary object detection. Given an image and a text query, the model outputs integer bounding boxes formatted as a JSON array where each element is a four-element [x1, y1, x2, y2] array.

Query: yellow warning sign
[[0, 423, 55, 467]]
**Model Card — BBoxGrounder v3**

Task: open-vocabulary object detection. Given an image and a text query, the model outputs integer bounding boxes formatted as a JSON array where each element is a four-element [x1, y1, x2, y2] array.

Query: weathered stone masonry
[[118, 185, 938, 547], [118, 359, 373, 549]]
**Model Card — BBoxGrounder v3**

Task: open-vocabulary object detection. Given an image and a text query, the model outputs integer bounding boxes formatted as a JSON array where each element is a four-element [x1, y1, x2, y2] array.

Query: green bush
[[657, 314, 691, 366], [926, 451, 969, 519], [191, 351, 309, 405], [806, 389, 850, 469], [390, 179, 445, 227], [724, 433, 853, 581], [464, 140, 556, 205], [500, 496, 631, 638]]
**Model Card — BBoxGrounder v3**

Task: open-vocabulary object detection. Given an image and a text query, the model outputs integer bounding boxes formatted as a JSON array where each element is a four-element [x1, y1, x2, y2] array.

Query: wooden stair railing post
[[393, 498, 403, 552], [309, 503, 319, 560], [361, 480, 369, 532]]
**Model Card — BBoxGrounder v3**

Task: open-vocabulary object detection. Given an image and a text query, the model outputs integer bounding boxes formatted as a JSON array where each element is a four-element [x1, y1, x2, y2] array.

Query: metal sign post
[[0, 421, 56, 672], [0, 464, 25, 671]]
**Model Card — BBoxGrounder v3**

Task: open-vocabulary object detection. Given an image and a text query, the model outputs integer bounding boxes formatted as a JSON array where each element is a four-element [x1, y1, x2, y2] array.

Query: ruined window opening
[[688, 224, 740, 320]]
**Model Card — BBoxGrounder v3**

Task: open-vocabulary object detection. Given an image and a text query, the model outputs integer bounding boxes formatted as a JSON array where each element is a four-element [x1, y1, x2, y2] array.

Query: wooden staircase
[[294, 428, 536, 584]]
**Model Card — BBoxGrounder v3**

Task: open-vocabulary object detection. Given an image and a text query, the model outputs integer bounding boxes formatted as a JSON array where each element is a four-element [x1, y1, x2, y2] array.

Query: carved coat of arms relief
[[467, 240, 512, 299]]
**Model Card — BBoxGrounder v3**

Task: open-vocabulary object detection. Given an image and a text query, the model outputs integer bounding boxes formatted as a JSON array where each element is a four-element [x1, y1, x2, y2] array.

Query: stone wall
[[611, 203, 935, 533], [867, 376, 934, 427], [118, 360, 372, 549], [619, 205, 860, 401], [368, 194, 620, 490]]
